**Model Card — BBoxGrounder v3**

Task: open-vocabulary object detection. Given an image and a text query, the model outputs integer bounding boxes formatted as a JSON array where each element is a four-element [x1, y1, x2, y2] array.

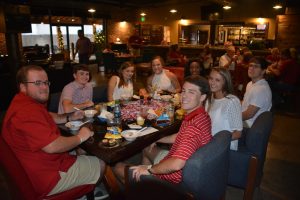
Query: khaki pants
[[48, 155, 101, 196]]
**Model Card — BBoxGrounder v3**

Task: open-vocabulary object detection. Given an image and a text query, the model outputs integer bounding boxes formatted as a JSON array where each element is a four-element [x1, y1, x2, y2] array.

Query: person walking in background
[[206, 67, 243, 150], [75, 30, 92, 64]]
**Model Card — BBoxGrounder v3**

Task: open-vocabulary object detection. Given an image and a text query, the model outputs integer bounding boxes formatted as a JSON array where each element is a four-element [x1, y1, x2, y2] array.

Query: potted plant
[[94, 30, 106, 66]]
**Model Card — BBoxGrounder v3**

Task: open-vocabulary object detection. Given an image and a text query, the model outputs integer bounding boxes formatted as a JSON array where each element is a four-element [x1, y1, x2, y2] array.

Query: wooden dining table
[[59, 117, 181, 199]]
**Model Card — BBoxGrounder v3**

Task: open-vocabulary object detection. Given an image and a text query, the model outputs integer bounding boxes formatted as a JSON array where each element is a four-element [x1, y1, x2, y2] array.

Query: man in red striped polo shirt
[[114, 75, 212, 184]]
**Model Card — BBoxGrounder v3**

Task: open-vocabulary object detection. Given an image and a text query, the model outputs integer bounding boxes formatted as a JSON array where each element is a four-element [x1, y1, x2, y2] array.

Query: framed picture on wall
[[219, 30, 225, 44]]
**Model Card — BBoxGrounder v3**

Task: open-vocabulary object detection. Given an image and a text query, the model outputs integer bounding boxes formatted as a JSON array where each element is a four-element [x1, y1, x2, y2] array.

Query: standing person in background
[[199, 44, 213, 76], [206, 67, 243, 150], [128, 29, 143, 56], [242, 56, 272, 128], [147, 56, 181, 94], [75, 30, 92, 64], [107, 61, 135, 102], [58, 64, 94, 114]]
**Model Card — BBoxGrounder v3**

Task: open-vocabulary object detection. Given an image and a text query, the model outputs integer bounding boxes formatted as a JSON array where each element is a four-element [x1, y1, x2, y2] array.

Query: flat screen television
[[256, 24, 267, 30]]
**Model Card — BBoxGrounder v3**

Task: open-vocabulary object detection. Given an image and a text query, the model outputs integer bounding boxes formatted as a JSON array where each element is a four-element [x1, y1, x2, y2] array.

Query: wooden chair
[[0, 136, 95, 200], [228, 111, 273, 200], [125, 131, 231, 200]]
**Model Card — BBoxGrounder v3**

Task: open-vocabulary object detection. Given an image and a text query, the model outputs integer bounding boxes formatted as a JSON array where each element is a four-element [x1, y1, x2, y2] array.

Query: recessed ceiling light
[[140, 12, 146, 16], [223, 5, 231, 10], [273, 4, 282, 9], [88, 8, 96, 13], [170, 9, 177, 13]]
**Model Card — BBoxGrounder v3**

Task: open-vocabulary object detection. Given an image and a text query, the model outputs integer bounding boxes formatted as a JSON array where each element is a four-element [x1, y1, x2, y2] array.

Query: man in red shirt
[[114, 75, 212, 183], [1, 65, 105, 198]]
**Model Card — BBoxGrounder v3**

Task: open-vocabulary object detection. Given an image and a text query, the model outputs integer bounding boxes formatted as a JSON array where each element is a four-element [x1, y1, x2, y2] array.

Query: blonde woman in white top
[[107, 62, 134, 101], [206, 67, 243, 150], [147, 56, 181, 94]]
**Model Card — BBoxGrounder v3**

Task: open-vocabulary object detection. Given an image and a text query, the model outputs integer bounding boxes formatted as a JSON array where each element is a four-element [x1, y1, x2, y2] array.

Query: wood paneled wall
[[276, 15, 300, 49]]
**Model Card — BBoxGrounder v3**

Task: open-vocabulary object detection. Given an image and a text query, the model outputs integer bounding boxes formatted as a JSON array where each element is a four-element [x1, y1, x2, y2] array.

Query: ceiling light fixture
[[88, 8, 96, 13], [273, 4, 282, 9], [223, 5, 231, 10], [140, 12, 146, 16], [170, 9, 177, 13]]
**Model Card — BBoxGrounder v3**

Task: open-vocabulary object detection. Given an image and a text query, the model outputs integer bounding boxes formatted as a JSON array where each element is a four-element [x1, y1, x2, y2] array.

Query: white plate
[[65, 121, 82, 131], [121, 130, 139, 142], [84, 109, 97, 118], [128, 124, 143, 129]]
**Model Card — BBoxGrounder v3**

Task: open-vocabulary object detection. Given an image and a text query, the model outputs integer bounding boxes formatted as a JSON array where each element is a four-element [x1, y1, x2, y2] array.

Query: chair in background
[[93, 86, 108, 103], [164, 66, 184, 86], [228, 111, 273, 200], [103, 53, 117, 74], [125, 130, 231, 200], [0, 136, 95, 200], [48, 92, 61, 113]]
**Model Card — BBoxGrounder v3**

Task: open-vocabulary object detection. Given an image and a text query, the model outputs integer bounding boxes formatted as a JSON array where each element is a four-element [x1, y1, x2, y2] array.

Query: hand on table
[[84, 100, 94, 108]]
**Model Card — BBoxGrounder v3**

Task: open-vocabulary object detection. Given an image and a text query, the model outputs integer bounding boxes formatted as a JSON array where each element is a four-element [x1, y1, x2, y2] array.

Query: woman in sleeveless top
[[107, 62, 135, 101], [147, 56, 181, 94]]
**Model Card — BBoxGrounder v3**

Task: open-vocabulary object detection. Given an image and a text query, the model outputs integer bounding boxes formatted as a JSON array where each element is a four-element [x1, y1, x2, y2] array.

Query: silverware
[[136, 126, 148, 133], [73, 107, 81, 111], [80, 120, 92, 127]]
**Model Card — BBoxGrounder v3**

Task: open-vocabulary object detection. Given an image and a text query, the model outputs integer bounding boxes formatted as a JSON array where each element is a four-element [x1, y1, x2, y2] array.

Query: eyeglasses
[[23, 80, 51, 86], [249, 63, 261, 68]]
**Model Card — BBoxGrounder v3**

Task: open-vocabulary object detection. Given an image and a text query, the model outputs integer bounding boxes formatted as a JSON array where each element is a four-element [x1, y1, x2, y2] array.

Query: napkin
[[98, 110, 114, 120], [147, 109, 158, 117], [138, 127, 159, 137]]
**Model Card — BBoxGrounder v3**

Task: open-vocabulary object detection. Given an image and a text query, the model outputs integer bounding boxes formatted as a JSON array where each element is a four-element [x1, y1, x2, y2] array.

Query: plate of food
[[121, 130, 139, 142], [99, 138, 119, 148]]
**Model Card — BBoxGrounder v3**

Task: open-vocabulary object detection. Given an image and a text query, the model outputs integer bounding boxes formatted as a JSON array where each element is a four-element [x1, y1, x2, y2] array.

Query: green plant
[[94, 30, 106, 51]]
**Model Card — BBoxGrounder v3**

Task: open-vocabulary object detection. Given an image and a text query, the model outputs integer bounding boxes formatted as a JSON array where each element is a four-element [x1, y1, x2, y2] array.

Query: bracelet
[[78, 136, 84, 144], [147, 165, 153, 174]]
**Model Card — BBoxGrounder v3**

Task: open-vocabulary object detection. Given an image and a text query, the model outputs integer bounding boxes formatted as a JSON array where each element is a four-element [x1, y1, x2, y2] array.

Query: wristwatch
[[147, 165, 153, 174]]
